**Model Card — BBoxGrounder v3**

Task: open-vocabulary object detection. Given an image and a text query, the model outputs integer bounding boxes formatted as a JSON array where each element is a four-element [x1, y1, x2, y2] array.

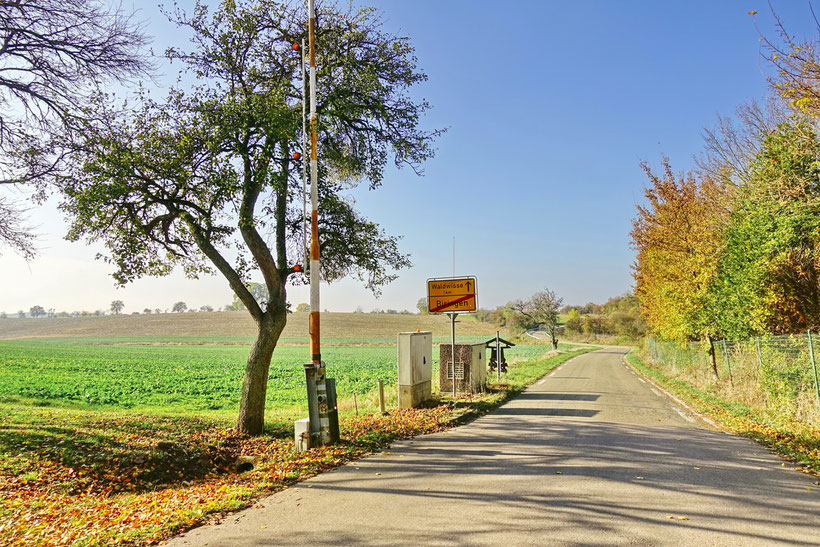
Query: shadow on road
[[274, 418, 820, 545]]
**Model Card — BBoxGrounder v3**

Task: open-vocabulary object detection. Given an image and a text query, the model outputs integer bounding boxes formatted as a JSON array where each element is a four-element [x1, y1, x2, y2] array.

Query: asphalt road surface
[[168, 347, 820, 546]]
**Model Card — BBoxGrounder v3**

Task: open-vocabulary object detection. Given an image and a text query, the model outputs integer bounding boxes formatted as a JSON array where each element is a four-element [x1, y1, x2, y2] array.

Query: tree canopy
[[0, 0, 150, 257], [631, 158, 726, 345], [712, 121, 820, 337], [41, 0, 441, 434]]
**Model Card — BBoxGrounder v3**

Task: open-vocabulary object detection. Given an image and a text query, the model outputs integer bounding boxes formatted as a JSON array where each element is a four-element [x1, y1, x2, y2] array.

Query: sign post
[[427, 277, 477, 399], [449, 312, 457, 398], [496, 330, 501, 382]]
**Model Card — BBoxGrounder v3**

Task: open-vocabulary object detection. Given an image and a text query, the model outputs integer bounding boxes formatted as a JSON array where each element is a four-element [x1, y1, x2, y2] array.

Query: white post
[[307, 0, 328, 445], [451, 312, 457, 399], [301, 38, 308, 267]]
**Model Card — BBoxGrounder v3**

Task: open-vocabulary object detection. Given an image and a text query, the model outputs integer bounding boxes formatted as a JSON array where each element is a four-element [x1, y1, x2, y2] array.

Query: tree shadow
[[241, 417, 820, 545], [0, 411, 294, 495]]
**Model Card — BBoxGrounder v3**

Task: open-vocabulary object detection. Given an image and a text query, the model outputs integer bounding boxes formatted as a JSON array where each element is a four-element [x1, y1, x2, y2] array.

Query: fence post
[[378, 380, 386, 415], [807, 331, 820, 411], [755, 337, 763, 369], [722, 339, 734, 387]]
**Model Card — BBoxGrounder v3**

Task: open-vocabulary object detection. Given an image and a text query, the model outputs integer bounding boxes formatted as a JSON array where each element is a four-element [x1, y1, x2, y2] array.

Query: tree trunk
[[551, 329, 558, 350], [705, 333, 720, 381], [237, 311, 287, 435]]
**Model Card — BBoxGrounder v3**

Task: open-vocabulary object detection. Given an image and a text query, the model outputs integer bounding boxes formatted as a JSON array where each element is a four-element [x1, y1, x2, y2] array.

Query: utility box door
[[471, 344, 487, 387], [397, 331, 433, 386]]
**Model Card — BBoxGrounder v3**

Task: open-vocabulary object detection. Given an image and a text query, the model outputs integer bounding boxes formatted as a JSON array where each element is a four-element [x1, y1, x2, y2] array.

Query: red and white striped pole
[[307, 0, 330, 445], [301, 38, 308, 269]]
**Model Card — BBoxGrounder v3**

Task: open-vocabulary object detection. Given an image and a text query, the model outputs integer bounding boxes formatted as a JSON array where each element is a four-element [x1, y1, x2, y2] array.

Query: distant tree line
[[3, 301, 218, 318], [562, 294, 647, 341]]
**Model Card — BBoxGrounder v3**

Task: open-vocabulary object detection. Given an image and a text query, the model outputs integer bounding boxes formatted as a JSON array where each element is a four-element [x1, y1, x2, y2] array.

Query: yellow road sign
[[427, 277, 477, 313]]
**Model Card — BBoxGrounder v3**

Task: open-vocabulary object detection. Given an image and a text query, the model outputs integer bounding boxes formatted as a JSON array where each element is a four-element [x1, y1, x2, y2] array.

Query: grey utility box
[[439, 343, 487, 394], [397, 331, 433, 408]]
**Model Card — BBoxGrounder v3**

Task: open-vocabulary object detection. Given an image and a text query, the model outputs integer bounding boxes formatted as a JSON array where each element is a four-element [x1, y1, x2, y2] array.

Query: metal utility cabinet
[[397, 331, 433, 408], [439, 343, 487, 394]]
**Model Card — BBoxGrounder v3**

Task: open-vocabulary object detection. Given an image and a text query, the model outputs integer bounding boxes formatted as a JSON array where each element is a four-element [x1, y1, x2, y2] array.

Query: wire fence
[[647, 334, 820, 423]]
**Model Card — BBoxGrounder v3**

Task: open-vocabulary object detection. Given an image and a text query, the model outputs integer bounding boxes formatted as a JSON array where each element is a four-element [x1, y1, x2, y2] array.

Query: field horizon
[[0, 310, 507, 341]]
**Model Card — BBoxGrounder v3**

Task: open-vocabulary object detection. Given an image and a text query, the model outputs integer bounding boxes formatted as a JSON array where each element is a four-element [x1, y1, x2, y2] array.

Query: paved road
[[169, 348, 820, 546]]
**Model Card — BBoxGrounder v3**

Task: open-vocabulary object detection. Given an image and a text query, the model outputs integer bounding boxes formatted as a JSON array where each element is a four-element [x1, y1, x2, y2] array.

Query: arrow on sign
[[465, 281, 472, 291]]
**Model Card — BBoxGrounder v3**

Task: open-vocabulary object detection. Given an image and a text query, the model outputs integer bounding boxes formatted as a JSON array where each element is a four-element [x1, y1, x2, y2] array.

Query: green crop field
[[0, 336, 564, 415], [0, 312, 591, 546]]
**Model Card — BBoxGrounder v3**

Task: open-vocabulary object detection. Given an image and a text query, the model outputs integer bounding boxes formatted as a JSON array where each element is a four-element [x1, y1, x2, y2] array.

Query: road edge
[[620, 351, 722, 431]]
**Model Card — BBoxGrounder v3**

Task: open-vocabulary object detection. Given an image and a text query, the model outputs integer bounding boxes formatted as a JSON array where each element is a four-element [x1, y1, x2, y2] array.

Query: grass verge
[[0, 348, 593, 546], [625, 349, 820, 477]]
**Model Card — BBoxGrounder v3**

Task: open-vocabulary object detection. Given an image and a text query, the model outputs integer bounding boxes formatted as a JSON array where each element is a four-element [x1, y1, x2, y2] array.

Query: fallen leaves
[[0, 406, 451, 545], [627, 352, 820, 477], [666, 515, 689, 521]]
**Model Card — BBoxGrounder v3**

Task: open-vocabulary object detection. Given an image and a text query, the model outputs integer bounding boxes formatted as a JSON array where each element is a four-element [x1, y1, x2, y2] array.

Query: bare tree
[[752, 6, 820, 117], [512, 289, 564, 349], [0, 194, 33, 258], [697, 98, 791, 187], [0, 0, 151, 256]]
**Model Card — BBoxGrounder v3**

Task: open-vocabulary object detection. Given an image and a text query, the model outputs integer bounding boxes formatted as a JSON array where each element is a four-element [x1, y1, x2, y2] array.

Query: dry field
[[0, 311, 503, 340]]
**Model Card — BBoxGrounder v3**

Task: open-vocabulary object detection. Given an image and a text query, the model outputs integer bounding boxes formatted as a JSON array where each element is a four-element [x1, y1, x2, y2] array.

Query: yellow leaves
[[748, 10, 757, 15], [666, 515, 689, 520]]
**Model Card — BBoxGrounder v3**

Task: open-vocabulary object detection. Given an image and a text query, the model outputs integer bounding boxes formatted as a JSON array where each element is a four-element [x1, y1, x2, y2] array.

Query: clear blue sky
[[1, 1, 816, 314]]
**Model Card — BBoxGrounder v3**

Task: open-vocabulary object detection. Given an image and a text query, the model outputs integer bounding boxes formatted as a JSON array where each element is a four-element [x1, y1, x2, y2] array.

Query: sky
[[1, 0, 818, 315]]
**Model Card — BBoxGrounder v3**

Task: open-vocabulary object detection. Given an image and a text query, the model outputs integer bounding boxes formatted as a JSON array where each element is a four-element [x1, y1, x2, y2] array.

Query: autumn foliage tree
[[631, 158, 727, 378], [635, 9, 820, 382]]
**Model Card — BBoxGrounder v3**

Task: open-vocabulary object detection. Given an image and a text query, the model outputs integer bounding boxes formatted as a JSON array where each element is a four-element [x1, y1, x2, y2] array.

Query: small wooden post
[[353, 392, 358, 416], [755, 337, 763, 369], [378, 380, 386, 414]]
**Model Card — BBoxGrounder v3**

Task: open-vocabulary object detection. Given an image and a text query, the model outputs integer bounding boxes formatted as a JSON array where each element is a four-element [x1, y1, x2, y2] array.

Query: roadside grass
[[625, 349, 820, 476], [0, 347, 593, 545]]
